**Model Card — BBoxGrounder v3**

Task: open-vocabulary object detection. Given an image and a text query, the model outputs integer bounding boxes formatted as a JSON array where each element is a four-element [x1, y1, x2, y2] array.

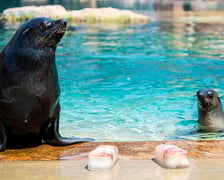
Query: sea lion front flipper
[[0, 121, 7, 151], [43, 117, 94, 146]]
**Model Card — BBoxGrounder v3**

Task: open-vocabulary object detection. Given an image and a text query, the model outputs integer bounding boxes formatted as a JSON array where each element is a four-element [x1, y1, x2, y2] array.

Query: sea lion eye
[[207, 91, 214, 98], [42, 21, 52, 29]]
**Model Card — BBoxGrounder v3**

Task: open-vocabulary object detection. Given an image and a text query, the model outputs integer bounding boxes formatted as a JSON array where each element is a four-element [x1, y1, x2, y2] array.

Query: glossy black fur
[[0, 17, 93, 151]]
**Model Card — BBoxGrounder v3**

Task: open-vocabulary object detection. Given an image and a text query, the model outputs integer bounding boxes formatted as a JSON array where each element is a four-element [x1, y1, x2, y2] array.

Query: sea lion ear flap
[[217, 95, 222, 103], [22, 28, 30, 35]]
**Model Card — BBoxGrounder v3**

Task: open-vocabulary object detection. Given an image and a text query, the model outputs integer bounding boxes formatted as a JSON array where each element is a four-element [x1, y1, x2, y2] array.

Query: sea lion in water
[[197, 88, 224, 132], [0, 17, 93, 151]]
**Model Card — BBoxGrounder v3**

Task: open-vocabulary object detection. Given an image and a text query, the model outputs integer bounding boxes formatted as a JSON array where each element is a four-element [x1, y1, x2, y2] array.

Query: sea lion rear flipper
[[43, 118, 94, 146], [0, 121, 7, 151]]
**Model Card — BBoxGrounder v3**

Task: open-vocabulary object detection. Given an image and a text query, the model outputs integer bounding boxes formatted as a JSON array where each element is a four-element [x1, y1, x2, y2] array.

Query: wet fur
[[0, 17, 93, 151], [197, 88, 224, 132]]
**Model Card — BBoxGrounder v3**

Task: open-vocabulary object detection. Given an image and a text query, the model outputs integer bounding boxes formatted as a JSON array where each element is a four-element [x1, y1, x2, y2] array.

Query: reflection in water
[[159, 21, 224, 59], [155, 167, 189, 180]]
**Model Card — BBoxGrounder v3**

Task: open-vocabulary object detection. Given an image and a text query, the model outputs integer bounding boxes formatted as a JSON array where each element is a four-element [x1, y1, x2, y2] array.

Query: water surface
[[55, 21, 224, 141]]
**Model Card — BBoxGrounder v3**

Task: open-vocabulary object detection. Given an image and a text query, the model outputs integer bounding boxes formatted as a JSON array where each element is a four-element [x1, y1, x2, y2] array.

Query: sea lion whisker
[[31, 32, 54, 47], [32, 26, 60, 47]]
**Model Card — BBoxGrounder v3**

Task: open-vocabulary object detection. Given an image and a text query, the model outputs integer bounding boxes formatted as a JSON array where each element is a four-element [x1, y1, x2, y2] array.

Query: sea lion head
[[196, 88, 221, 111], [9, 17, 67, 49]]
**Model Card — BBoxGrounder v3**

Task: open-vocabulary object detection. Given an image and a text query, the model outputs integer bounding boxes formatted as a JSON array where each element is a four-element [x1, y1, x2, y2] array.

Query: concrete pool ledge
[[1, 140, 224, 179], [1, 140, 224, 160]]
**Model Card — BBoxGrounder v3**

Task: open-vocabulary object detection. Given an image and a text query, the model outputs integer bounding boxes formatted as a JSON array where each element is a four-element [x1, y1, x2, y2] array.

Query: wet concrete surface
[[1, 158, 224, 180], [1, 140, 224, 179], [1, 140, 224, 160]]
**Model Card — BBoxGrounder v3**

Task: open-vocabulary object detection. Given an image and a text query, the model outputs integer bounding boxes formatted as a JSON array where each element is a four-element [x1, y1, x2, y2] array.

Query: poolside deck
[[0, 140, 224, 179]]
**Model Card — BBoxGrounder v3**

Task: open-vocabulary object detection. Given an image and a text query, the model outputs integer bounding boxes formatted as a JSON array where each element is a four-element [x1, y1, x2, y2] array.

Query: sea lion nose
[[61, 19, 67, 26]]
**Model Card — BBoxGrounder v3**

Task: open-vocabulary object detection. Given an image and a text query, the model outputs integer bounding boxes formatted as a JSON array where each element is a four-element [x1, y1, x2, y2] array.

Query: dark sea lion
[[197, 88, 224, 132], [0, 17, 93, 151]]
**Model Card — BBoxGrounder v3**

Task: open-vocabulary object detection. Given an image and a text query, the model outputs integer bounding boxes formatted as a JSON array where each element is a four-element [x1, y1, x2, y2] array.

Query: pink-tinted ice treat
[[88, 145, 118, 170], [155, 144, 189, 169]]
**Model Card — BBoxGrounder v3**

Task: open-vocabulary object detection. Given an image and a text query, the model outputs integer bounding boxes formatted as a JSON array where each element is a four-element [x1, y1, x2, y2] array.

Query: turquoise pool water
[[57, 21, 224, 141], [1, 20, 224, 141]]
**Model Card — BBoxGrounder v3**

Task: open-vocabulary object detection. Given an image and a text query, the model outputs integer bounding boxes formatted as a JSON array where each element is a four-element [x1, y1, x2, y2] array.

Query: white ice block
[[155, 144, 189, 169], [87, 145, 118, 171]]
